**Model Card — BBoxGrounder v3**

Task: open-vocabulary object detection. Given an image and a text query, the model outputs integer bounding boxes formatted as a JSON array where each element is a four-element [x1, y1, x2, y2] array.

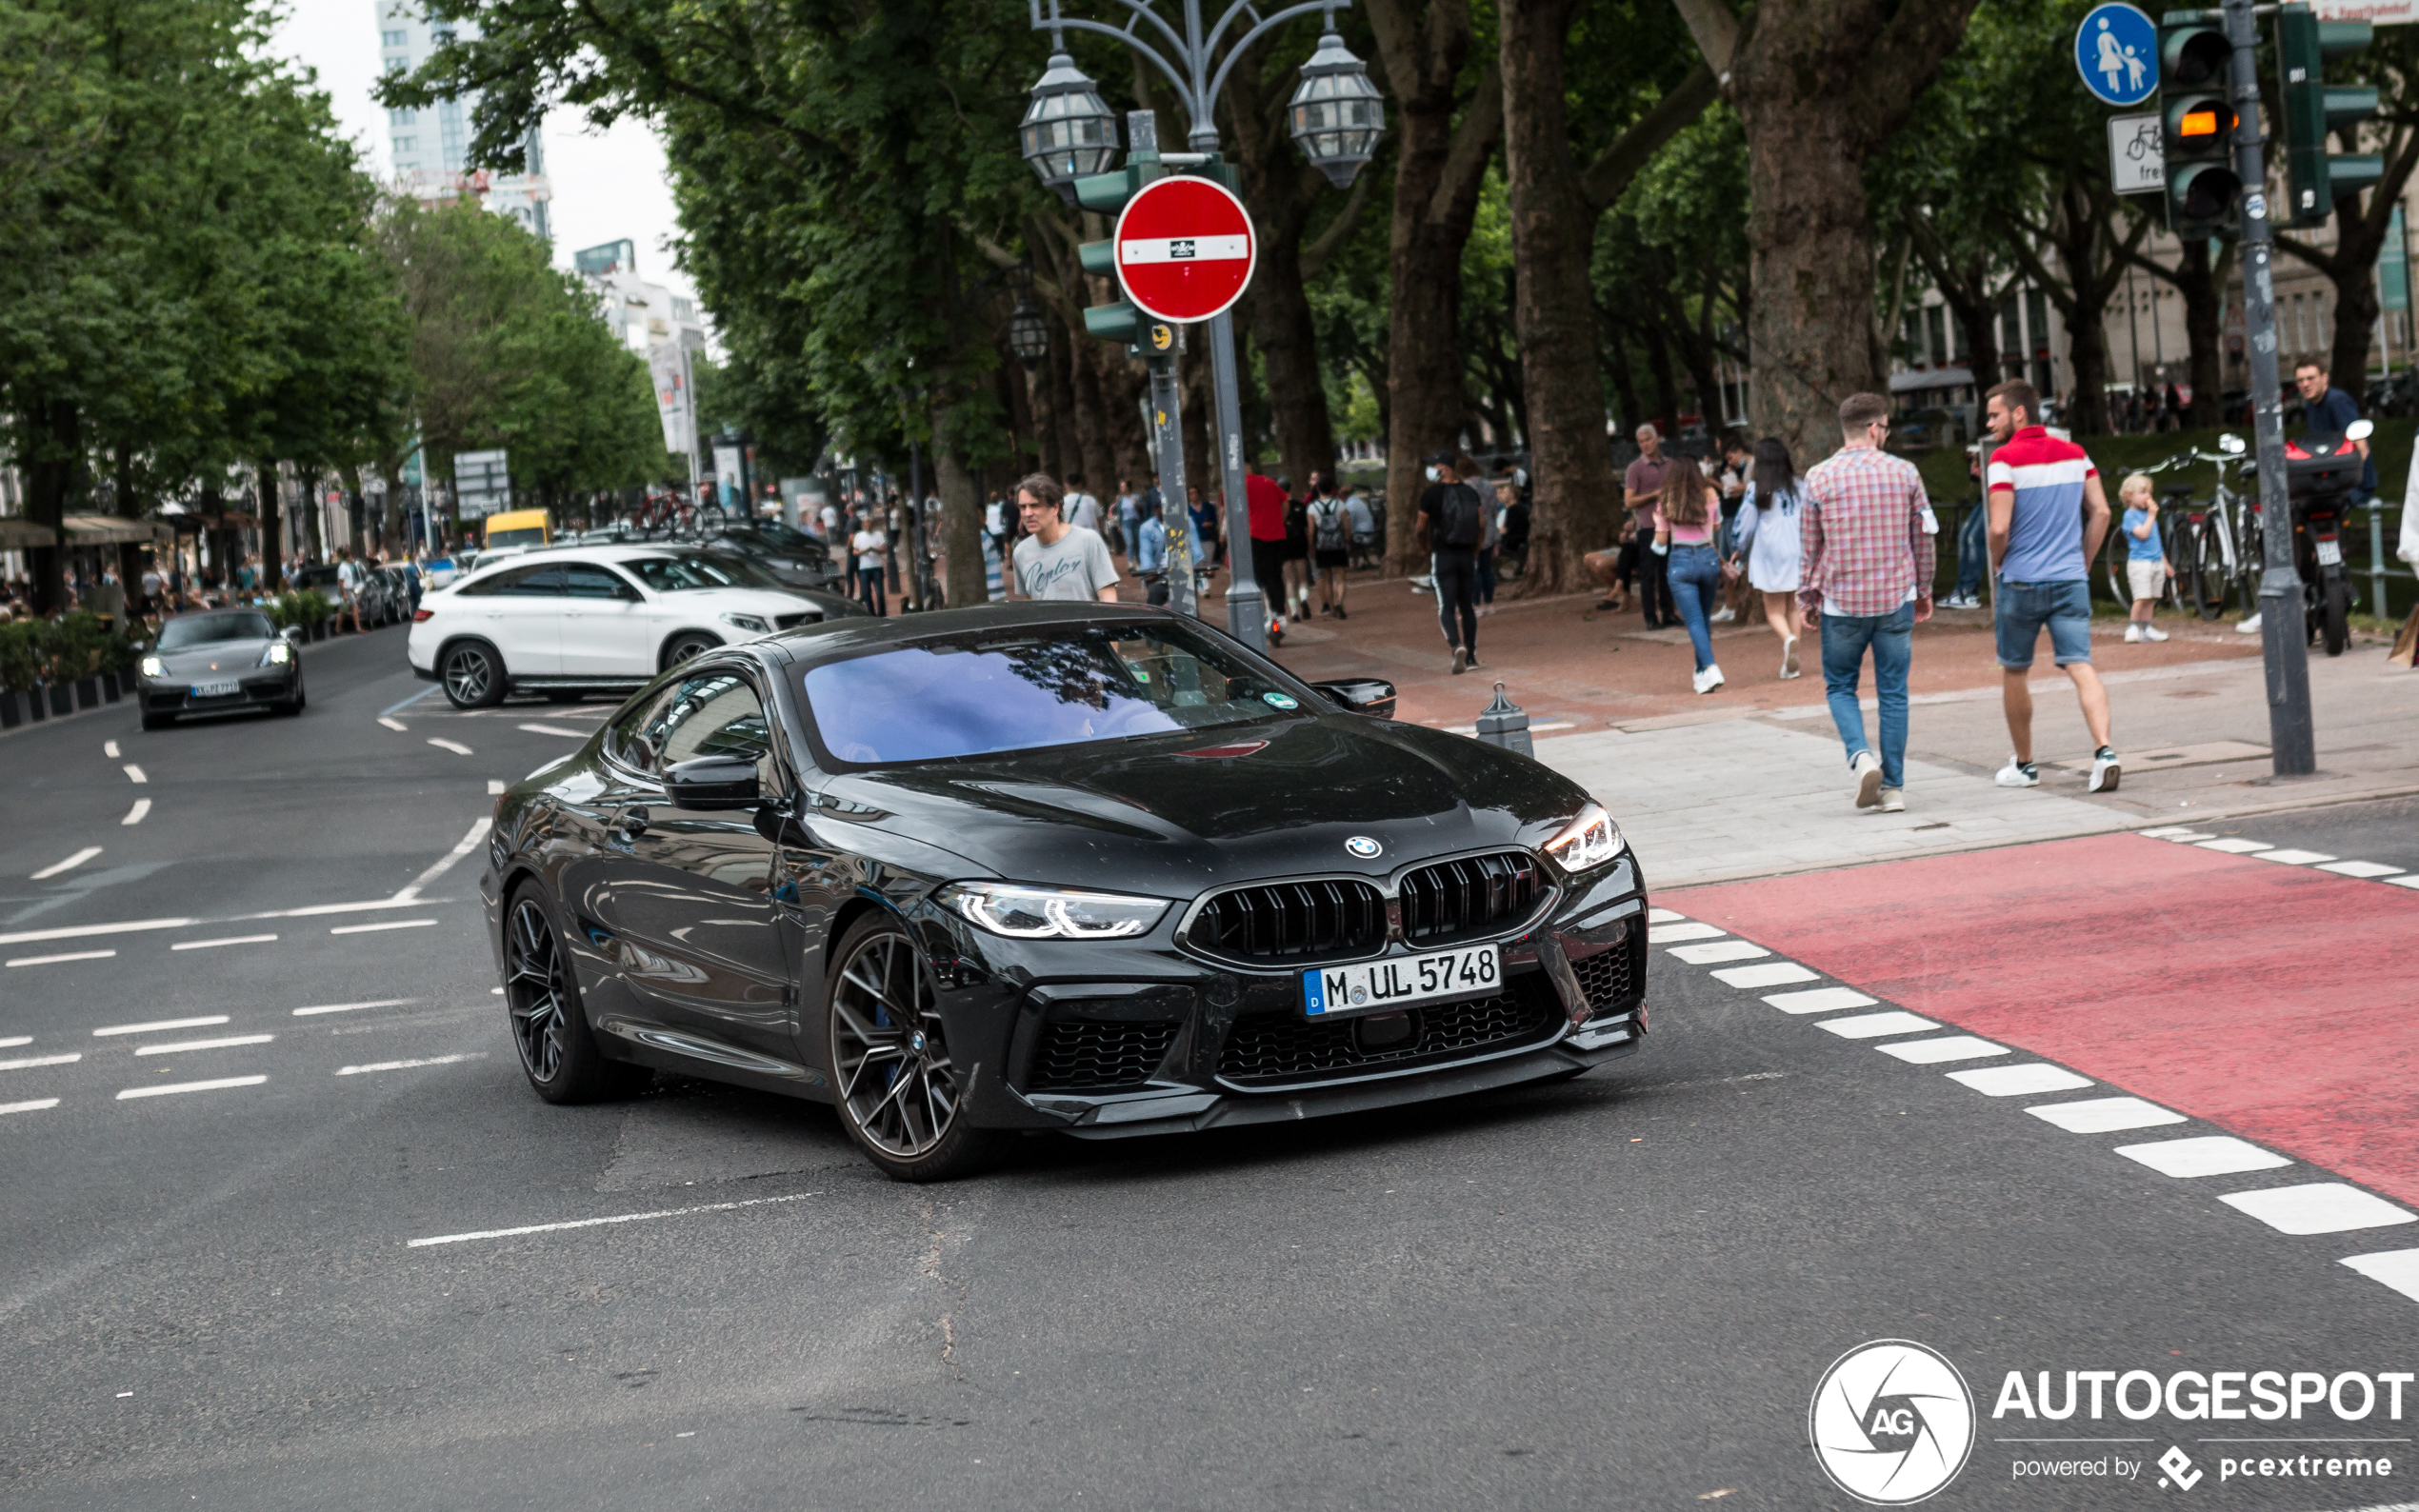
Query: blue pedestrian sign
[[2076, 3, 2158, 107]]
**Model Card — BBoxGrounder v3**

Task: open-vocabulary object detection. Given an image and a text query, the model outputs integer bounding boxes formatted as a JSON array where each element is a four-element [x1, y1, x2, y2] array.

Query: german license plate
[[2315, 538, 2343, 567], [1302, 945, 1501, 1018], [191, 680, 240, 698]]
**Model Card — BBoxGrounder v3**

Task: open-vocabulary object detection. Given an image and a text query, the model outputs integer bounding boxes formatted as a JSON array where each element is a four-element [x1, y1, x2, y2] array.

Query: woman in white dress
[[1727, 437, 1805, 680]]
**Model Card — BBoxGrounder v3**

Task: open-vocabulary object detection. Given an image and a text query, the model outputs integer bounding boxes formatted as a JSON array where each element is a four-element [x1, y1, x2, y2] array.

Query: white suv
[[407, 544, 863, 708]]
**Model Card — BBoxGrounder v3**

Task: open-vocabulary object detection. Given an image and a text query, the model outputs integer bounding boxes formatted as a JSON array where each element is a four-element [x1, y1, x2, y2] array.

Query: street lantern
[[1020, 48, 1120, 202], [1288, 28, 1385, 189], [1008, 297, 1051, 368]]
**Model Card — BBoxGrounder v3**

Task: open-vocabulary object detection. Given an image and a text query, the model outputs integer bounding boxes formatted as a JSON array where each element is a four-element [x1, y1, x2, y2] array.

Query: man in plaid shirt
[[1797, 392, 1936, 812]]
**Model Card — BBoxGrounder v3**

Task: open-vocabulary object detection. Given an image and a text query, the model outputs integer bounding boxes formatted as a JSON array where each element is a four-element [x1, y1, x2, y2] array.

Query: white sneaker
[[1877, 786, 1906, 813], [1995, 756, 2040, 787], [2089, 747, 2123, 793], [2124, 623, 2143, 643], [1710, 606, 1736, 624], [2236, 612, 2262, 634], [1780, 635, 1800, 679], [2140, 624, 2169, 642], [1851, 750, 1884, 808], [1691, 664, 1725, 694]]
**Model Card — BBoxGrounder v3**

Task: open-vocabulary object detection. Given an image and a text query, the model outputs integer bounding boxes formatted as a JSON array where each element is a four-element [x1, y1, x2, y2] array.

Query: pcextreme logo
[[1810, 1341, 1977, 1504]]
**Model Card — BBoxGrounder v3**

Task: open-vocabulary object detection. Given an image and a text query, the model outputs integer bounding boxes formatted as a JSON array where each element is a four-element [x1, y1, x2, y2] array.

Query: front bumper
[[918, 855, 1650, 1141], [140, 665, 299, 714]]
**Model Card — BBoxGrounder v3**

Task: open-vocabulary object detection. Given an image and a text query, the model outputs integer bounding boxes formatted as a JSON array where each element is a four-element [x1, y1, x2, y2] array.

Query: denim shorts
[[1995, 578, 2093, 669]]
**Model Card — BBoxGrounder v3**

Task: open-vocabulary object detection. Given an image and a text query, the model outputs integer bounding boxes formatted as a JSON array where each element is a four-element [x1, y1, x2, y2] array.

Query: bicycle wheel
[[2186, 516, 2227, 618]]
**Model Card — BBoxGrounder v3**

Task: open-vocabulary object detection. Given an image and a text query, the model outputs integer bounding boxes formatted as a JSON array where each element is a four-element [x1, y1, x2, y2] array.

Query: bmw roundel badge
[[1345, 836, 1383, 860]]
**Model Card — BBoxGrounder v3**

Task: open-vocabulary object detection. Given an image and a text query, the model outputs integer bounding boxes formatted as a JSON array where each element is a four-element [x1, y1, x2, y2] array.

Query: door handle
[[616, 806, 650, 842]]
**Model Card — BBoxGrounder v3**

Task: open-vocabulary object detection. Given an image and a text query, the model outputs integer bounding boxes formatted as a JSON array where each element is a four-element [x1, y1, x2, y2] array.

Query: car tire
[[141, 711, 172, 731], [824, 911, 1003, 1183], [441, 640, 506, 709], [274, 684, 306, 716], [503, 881, 650, 1104], [661, 632, 719, 670]]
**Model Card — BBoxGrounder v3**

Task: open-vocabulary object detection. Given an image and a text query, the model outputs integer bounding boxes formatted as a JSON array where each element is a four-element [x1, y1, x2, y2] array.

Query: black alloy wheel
[[825, 913, 999, 1182], [442, 641, 505, 708], [503, 885, 648, 1103], [662, 632, 719, 670]]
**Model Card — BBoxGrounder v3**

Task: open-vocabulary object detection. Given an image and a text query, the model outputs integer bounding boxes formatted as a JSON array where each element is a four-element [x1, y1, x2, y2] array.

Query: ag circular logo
[[1344, 836, 1383, 860], [1809, 1340, 1974, 1505]]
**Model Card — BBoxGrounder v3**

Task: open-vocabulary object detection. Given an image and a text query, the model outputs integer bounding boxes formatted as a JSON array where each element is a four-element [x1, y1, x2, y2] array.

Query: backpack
[[1434, 481, 1483, 548], [1309, 499, 1349, 551]]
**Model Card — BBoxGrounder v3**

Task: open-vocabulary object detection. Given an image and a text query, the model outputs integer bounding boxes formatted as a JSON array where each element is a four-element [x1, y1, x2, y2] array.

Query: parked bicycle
[[2133, 434, 2255, 622]]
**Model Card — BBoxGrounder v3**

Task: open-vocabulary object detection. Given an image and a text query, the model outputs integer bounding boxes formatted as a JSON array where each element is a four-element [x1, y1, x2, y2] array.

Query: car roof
[[758, 600, 1196, 666]]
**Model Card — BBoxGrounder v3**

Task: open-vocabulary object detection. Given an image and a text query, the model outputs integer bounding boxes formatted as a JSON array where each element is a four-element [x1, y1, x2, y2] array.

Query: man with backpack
[[1308, 480, 1353, 619], [1413, 449, 1486, 673]]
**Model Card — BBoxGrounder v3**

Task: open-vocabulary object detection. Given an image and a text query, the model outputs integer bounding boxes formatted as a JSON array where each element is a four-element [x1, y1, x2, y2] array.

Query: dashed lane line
[[2321, 861, 2407, 878], [0, 892, 456, 950], [1646, 922, 1726, 944], [121, 799, 150, 826], [0, 1099, 60, 1116], [393, 817, 491, 902], [292, 998, 420, 1018], [0, 1036, 27, 1048], [7, 950, 115, 968], [1646, 906, 1686, 924], [115, 1075, 267, 1102], [1946, 1064, 2093, 1097], [378, 717, 410, 732], [103, 741, 119, 758], [0, 918, 194, 948], [330, 919, 436, 936], [169, 934, 277, 951], [2343, 1250, 2419, 1305], [1815, 1010, 1938, 1040], [2252, 848, 2337, 865], [1763, 986, 1878, 1014], [1668, 940, 1769, 965], [2146, 827, 2419, 893], [2197, 838, 2271, 854], [121, 765, 147, 785], [427, 738, 473, 756], [406, 1191, 821, 1249], [31, 846, 102, 880], [516, 723, 587, 737], [1874, 1035, 2010, 1064], [337, 1052, 484, 1076], [0, 1053, 82, 1071], [487, 780, 506, 795], [135, 1034, 275, 1057], [94, 1016, 229, 1037], [1709, 962, 1817, 989], [2026, 1097, 2187, 1133]]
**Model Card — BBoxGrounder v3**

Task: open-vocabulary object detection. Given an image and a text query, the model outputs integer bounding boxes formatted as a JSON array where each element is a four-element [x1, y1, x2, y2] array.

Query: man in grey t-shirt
[[1010, 473, 1122, 603]]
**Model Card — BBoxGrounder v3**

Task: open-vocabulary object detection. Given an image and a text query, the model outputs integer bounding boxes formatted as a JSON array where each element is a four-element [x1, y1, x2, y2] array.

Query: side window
[[605, 684, 679, 774], [459, 564, 562, 598], [655, 674, 771, 768], [562, 564, 636, 600]]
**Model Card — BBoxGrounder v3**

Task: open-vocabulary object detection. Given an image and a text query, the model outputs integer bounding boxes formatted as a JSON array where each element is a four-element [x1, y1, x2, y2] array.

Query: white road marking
[[103, 741, 119, 758], [121, 799, 150, 826], [516, 723, 587, 737], [2195, 837, 2271, 853], [2025, 1096, 2187, 1133], [0, 917, 193, 947], [2219, 1184, 2417, 1236], [2387, 875, 2419, 891], [488, 779, 506, 795], [1945, 1064, 2093, 1097], [337, 1052, 485, 1075], [1763, 986, 1878, 1014], [1647, 922, 1726, 944], [407, 1191, 821, 1248], [135, 1034, 275, 1056], [2318, 860, 2405, 878], [427, 738, 473, 755], [1875, 1035, 2009, 1064], [122, 765, 147, 785], [378, 717, 410, 731], [1816, 1011, 1939, 1040], [293, 998, 420, 1017], [330, 919, 436, 935], [115, 1075, 268, 1101], [2137, 826, 2199, 838], [1709, 962, 1818, 989], [0, 1099, 60, 1115], [170, 934, 277, 951], [1669, 940, 1769, 965], [94, 1015, 230, 1037], [393, 816, 491, 902], [1645, 907, 1687, 924], [7, 950, 116, 967], [2155, 831, 2216, 842], [260, 898, 440, 919], [31, 847, 103, 881], [490, 986, 504, 995], [2113, 1135, 2292, 1179], [0, 1053, 82, 1070], [0, 1036, 27, 1048], [2250, 848, 2335, 865], [2342, 1248, 2419, 1304]]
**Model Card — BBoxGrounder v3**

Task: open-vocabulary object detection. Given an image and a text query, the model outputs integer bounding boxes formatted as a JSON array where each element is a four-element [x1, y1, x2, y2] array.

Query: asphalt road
[[4, 627, 2415, 1510]]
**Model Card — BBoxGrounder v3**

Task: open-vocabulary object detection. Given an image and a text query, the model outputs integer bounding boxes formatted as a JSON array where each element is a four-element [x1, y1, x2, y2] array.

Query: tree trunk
[[258, 462, 283, 591], [23, 398, 77, 615], [1064, 334, 1118, 502], [2180, 241, 2230, 428], [1046, 332, 1084, 488], [931, 442, 985, 607], [1600, 320, 1645, 435], [1640, 319, 1683, 437]]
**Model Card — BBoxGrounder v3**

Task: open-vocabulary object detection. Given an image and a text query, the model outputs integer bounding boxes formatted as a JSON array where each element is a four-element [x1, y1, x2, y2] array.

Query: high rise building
[[573, 242, 710, 475], [378, 4, 550, 241]]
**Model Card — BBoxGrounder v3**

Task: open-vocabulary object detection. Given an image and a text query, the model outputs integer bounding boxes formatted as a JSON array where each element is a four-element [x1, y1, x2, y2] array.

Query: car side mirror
[[1309, 678, 1398, 719], [664, 754, 762, 811], [2220, 432, 2247, 454], [2346, 418, 2375, 442], [750, 800, 817, 848]]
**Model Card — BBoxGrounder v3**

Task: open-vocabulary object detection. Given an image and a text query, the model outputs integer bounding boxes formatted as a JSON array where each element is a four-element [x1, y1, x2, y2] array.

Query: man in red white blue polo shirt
[[1984, 379, 2119, 794]]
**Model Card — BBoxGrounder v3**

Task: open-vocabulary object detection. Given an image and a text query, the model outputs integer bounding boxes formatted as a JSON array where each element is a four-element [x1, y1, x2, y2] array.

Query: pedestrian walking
[[1010, 473, 1121, 603], [1188, 484, 1222, 568], [1113, 478, 1140, 558], [1624, 425, 1676, 627], [1729, 437, 1805, 680], [1343, 482, 1378, 569], [1982, 378, 2120, 793], [1415, 449, 1486, 674], [1245, 470, 1290, 640], [1474, 475, 1502, 616], [1711, 433, 1750, 624], [850, 507, 890, 617], [1798, 392, 1936, 812], [1279, 477, 1313, 623], [1063, 475, 1104, 536], [1655, 455, 1728, 693], [1309, 483, 1352, 619], [336, 547, 367, 634], [2117, 473, 2172, 643]]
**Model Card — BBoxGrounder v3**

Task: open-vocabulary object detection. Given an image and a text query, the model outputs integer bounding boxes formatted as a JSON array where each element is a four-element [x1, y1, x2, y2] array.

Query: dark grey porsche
[[482, 603, 1649, 1181], [136, 607, 306, 729]]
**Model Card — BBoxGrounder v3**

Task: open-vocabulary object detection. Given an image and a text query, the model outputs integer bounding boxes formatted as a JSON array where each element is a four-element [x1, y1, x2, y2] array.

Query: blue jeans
[[1665, 543, 1724, 670], [1993, 578, 2091, 669], [1822, 602, 1914, 788], [1955, 502, 1989, 599]]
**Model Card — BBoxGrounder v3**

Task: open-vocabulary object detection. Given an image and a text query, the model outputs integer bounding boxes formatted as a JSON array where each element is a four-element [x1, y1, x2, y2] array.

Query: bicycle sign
[[2075, 2, 2158, 107], [2108, 112, 2165, 193]]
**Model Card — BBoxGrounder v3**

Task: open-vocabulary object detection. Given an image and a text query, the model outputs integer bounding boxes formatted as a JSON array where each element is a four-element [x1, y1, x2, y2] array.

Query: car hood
[[152, 640, 277, 676], [810, 716, 1596, 898]]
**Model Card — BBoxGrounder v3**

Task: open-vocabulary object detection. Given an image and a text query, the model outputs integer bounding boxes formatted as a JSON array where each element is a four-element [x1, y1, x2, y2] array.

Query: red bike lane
[[1666, 832, 2419, 1208]]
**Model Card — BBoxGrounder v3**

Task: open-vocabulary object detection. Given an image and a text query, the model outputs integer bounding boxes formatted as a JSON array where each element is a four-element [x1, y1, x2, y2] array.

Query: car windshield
[[159, 611, 273, 648], [624, 555, 749, 592], [740, 522, 816, 552], [295, 567, 341, 588], [800, 622, 1300, 766]]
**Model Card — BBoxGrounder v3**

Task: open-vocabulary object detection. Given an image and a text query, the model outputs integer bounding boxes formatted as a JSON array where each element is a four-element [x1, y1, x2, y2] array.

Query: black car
[[137, 607, 305, 729], [482, 603, 1649, 1181], [704, 519, 840, 589]]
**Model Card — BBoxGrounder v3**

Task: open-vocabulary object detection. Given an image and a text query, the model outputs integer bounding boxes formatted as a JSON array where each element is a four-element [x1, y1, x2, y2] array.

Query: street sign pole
[[1207, 307, 1263, 648], [1145, 346, 1198, 620], [2223, 0, 2317, 774]]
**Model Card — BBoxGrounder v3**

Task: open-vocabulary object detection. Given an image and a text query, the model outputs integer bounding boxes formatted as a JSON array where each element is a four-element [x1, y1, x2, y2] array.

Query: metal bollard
[[2371, 504, 2388, 621], [1474, 681, 1532, 757]]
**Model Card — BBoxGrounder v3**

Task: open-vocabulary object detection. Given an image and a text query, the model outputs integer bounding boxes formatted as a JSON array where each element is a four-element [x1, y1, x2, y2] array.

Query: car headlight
[[140, 655, 165, 678], [936, 882, 1170, 940], [1541, 803, 1625, 874], [719, 611, 770, 635], [259, 641, 292, 666]]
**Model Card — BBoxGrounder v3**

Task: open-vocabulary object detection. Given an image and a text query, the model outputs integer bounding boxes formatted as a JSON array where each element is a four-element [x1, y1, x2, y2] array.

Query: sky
[[266, 0, 704, 318]]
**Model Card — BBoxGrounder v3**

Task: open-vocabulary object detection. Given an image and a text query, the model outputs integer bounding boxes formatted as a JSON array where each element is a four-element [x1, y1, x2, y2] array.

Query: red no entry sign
[[1113, 175, 1256, 325]]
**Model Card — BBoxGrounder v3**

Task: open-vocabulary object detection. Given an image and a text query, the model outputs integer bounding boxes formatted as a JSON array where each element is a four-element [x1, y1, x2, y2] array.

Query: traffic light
[[2277, 3, 2382, 227], [2160, 14, 2241, 238]]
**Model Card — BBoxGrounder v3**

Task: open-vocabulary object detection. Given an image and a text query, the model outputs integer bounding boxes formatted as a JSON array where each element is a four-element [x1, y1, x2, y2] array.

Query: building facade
[[378, 4, 551, 241]]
